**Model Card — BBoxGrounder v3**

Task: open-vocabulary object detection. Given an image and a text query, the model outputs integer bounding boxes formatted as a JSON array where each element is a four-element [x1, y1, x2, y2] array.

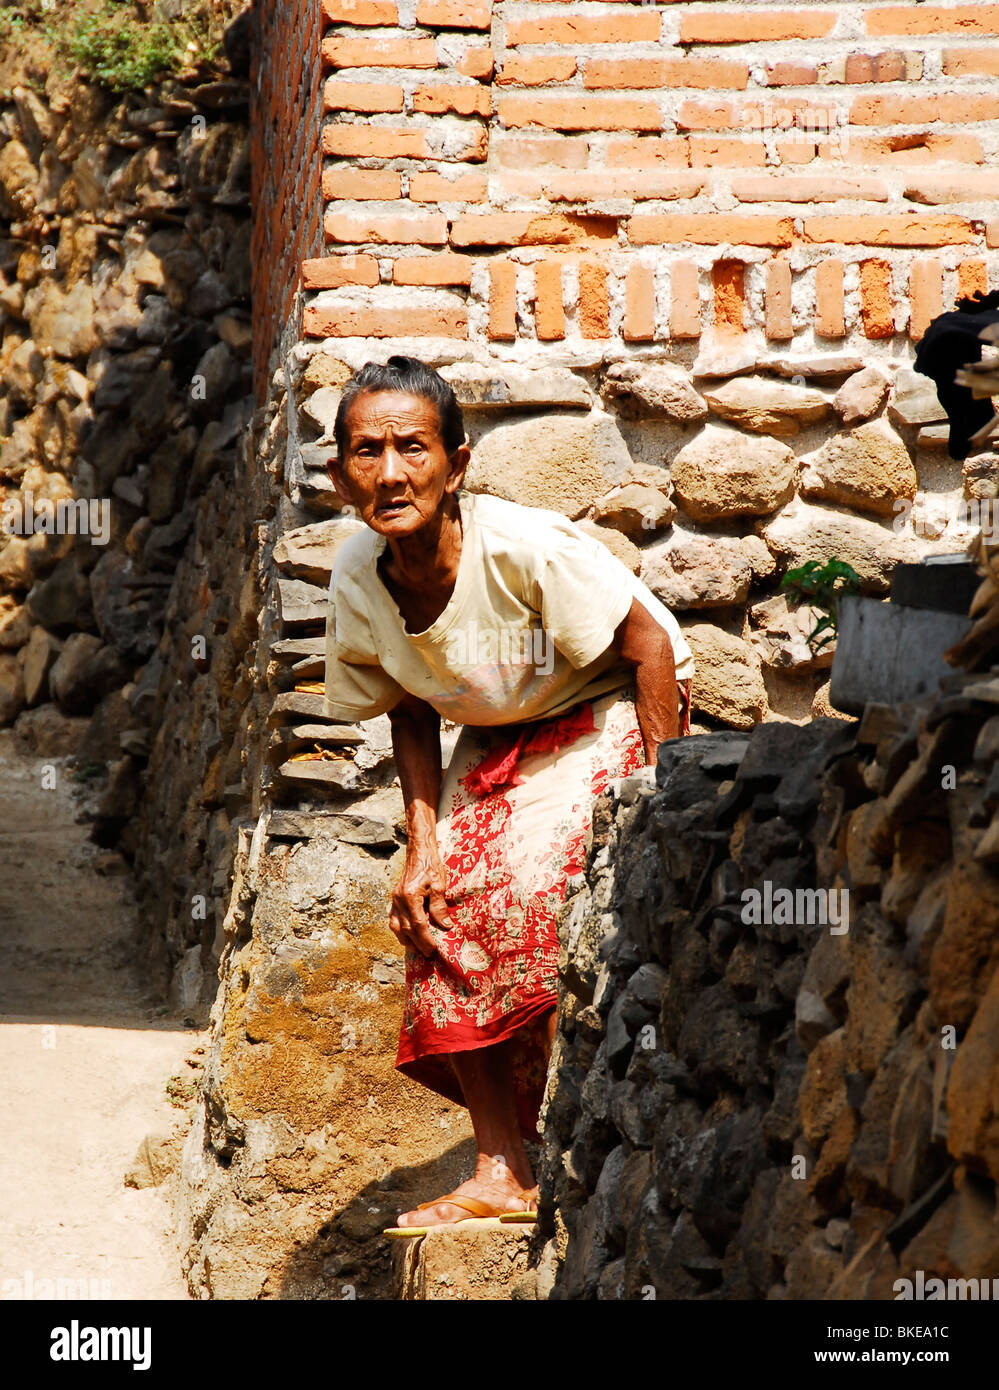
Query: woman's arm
[[386, 691, 453, 957], [611, 596, 679, 765]]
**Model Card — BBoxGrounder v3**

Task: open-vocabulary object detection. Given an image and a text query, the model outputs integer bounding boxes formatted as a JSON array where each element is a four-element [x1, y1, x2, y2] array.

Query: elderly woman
[[323, 355, 694, 1233]]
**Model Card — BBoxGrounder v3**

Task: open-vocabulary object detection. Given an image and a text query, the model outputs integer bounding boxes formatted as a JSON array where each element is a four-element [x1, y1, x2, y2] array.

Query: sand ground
[[0, 730, 204, 1302]]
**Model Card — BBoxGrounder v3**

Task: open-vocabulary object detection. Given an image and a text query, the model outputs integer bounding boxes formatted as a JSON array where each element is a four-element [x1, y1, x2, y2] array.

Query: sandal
[[384, 1191, 510, 1239], [498, 1187, 539, 1223]]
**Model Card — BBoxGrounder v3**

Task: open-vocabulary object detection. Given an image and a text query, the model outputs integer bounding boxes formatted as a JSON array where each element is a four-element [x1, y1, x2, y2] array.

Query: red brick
[[323, 124, 488, 162], [498, 94, 662, 131], [850, 93, 999, 125], [454, 213, 544, 247], [499, 53, 577, 85], [459, 46, 494, 80], [818, 133, 985, 164], [676, 101, 737, 131], [409, 171, 488, 201], [495, 170, 568, 198], [303, 302, 468, 338], [323, 124, 429, 158], [322, 168, 402, 199], [494, 134, 589, 168], [713, 260, 746, 335], [943, 47, 999, 77], [321, 0, 398, 23], [732, 174, 890, 202], [415, 0, 491, 28], [803, 215, 975, 246], [741, 98, 845, 134], [323, 80, 405, 112], [392, 254, 476, 285], [688, 136, 767, 167], [322, 35, 438, 68], [765, 259, 793, 339], [489, 259, 518, 339], [302, 255, 380, 289], [629, 215, 793, 247], [585, 57, 749, 90], [414, 83, 491, 116], [776, 137, 818, 164], [844, 51, 907, 83], [539, 170, 704, 201], [903, 171, 999, 204], [325, 211, 448, 244], [579, 261, 609, 339], [859, 259, 895, 338], [534, 261, 565, 339], [865, 5, 999, 36], [765, 62, 819, 86], [507, 13, 661, 44], [670, 259, 701, 339], [909, 258, 944, 340], [815, 258, 845, 337], [624, 263, 656, 341], [679, 10, 837, 44], [958, 258, 989, 301], [605, 136, 689, 167], [451, 212, 617, 247]]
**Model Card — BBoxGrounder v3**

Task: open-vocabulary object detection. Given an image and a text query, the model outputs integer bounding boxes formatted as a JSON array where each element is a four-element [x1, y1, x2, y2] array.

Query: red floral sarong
[[394, 679, 692, 1137]]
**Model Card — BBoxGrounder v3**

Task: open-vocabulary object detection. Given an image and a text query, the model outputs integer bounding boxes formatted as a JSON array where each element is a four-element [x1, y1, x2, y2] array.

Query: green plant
[[70, 760, 108, 782], [166, 1072, 199, 1107], [60, 1, 220, 93], [779, 557, 864, 655]]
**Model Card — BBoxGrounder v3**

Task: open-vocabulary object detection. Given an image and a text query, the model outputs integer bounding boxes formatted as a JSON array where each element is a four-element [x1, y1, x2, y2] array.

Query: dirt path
[[0, 731, 203, 1301]]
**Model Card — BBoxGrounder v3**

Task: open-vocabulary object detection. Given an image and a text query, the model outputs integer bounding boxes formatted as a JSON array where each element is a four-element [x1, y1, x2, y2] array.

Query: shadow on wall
[[274, 1136, 477, 1300]]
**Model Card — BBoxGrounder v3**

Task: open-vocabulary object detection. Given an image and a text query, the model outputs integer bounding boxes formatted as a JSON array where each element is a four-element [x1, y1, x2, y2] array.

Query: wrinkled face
[[330, 390, 468, 537]]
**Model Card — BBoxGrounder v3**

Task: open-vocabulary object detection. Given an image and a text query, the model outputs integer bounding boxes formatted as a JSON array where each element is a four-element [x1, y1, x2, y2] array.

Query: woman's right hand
[[390, 836, 454, 958]]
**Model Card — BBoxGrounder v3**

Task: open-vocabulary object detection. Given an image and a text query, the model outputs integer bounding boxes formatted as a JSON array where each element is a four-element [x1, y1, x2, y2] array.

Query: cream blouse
[[323, 491, 694, 727]]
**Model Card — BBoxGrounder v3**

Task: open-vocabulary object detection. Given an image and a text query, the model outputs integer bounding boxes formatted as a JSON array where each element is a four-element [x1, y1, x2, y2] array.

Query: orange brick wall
[[250, 0, 325, 399], [251, 0, 999, 378]]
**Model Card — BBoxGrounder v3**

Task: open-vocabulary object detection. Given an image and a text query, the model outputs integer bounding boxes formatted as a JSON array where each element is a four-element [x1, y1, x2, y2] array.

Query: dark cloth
[[914, 306, 999, 460]]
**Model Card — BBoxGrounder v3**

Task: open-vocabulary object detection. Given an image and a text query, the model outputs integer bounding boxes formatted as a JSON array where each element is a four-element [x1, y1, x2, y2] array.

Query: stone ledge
[[394, 1223, 533, 1300]]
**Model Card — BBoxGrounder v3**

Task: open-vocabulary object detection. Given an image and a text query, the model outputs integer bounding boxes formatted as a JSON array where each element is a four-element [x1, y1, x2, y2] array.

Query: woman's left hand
[[390, 835, 454, 958], [611, 597, 680, 764]]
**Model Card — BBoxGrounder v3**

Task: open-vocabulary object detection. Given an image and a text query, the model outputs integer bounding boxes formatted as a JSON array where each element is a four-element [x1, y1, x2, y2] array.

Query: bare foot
[[396, 1155, 535, 1229]]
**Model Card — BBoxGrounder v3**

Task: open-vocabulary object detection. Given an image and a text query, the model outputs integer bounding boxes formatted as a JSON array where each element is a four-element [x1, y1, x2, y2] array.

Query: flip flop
[[498, 1187, 539, 1223], [383, 1192, 510, 1239]]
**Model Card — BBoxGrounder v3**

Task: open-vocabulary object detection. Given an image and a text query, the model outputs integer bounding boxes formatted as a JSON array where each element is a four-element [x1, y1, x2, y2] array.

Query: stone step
[[271, 637, 326, 662], [267, 691, 334, 724], [276, 577, 327, 631], [394, 1224, 534, 1301], [269, 722, 364, 754], [275, 755, 358, 790], [267, 805, 400, 846]]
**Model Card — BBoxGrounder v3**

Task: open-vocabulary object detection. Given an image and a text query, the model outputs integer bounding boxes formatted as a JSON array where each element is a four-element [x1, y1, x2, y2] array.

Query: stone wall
[[0, 2, 258, 1001], [535, 674, 999, 1299], [288, 342, 987, 733]]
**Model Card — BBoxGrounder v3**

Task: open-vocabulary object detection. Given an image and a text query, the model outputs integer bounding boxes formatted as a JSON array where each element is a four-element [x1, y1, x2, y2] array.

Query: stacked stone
[[534, 720, 855, 1298], [948, 531, 999, 672], [285, 345, 977, 734], [261, 354, 404, 845], [0, 16, 256, 994], [537, 675, 999, 1299]]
